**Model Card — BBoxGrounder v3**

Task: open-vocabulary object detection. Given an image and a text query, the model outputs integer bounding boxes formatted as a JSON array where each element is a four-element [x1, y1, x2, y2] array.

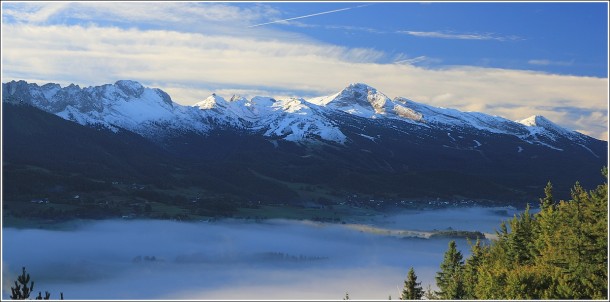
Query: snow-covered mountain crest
[[515, 114, 585, 144], [2, 80, 594, 148], [3, 80, 208, 136], [192, 92, 346, 143], [304, 83, 583, 142], [194, 93, 227, 110], [1, 80, 348, 144], [518, 115, 573, 136], [308, 83, 393, 117]]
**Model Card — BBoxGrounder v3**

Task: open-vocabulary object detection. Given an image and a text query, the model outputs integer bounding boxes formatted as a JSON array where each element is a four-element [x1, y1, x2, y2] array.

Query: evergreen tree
[[507, 204, 535, 265], [10, 267, 34, 300], [493, 221, 512, 267], [584, 167, 609, 299], [463, 238, 484, 299], [540, 181, 554, 209], [423, 285, 437, 300], [533, 188, 558, 256], [9, 267, 63, 300], [401, 267, 424, 300], [555, 176, 608, 299], [435, 240, 466, 299], [554, 182, 589, 299], [504, 265, 550, 299], [34, 291, 50, 300]]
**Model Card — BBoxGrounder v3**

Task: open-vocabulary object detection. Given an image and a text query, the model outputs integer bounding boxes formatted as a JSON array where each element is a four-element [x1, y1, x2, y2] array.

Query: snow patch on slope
[[578, 143, 600, 158]]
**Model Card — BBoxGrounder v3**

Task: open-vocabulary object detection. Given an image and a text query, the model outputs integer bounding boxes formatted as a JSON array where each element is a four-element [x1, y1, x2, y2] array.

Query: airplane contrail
[[248, 4, 371, 28]]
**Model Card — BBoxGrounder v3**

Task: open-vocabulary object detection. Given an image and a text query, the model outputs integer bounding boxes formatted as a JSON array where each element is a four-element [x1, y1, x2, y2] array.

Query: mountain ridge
[[2, 79, 599, 147], [2, 79, 607, 206]]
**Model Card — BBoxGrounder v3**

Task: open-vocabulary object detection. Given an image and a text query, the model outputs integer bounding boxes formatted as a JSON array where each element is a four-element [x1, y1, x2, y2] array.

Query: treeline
[[402, 167, 608, 300]]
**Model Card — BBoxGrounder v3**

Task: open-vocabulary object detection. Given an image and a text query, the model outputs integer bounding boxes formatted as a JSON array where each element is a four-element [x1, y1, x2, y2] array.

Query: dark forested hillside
[[2, 99, 608, 222]]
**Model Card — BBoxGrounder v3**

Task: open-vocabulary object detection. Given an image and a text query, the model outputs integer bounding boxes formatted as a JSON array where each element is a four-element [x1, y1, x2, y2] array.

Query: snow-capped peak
[[517, 115, 571, 134], [516, 114, 583, 143], [194, 93, 227, 110], [518, 115, 550, 127], [229, 95, 248, 103], [114, 80, 145, 97], [307, 82, 392, 117]]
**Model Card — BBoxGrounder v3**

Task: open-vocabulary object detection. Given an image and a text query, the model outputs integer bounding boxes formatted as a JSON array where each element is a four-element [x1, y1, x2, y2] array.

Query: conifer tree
[[584, 167, 608, 299], [493, 221, 512, 267], [9, 267, 63, 300], [555, 176, 608, 299], [554, 182, 589, 299], [463, 238, 484, 299], [423, 284, 437, 300], [435, 240, 465, 299], [34, 291, 50, 300], [401, 267, 424, 300], [533, 187, 558, 255], [540, 181, 554, 209], [10, 267, 34, 300], [508, 204, 535, 265]]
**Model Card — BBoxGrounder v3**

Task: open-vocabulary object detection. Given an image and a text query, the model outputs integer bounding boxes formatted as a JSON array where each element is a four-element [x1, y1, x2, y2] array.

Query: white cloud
[[393, 55, 443, 66], [323, 24, 386, 34], [1, 2, 69, 23], [1, 1, 290, 42], [573, 111, 609, 141], [2, 2, 278, 25], [528, 59, 574, 66], [400, 30, 521, 41]]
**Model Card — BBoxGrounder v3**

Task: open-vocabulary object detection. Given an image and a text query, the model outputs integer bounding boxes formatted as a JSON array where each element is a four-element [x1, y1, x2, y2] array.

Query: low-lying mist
[[2, 206, 521, 300]]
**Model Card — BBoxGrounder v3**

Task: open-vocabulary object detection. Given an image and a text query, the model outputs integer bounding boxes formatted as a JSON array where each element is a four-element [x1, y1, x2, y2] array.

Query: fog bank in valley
[[2, 206, 521, 300]]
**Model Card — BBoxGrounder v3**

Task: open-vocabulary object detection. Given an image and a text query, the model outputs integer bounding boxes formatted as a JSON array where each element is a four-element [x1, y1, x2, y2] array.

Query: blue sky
[[246, 2, 608, 77], [1, 1, 608, 140]]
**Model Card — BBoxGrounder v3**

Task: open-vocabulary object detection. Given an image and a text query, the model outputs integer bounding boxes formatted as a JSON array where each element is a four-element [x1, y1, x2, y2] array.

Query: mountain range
[[2, 80, 607, 208]]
